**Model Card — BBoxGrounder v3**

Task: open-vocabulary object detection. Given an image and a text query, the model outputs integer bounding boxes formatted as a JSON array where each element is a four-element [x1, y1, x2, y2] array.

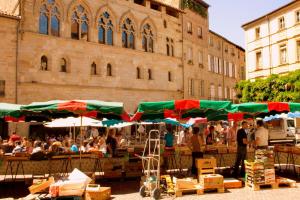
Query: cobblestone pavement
[[0, 178, 299, 200]]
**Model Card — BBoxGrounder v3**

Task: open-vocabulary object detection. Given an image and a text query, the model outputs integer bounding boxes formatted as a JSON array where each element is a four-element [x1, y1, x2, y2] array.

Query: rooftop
[[242, 0, 298, 29], [209, 30, 245, 52]]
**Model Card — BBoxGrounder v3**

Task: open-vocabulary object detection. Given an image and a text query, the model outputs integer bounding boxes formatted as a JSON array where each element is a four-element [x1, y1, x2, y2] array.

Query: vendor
[[106, 129, 117, 157], [206, 126, 214, 145], [228, 121, 238, 146], [164, 126, 174, 148], [177, 128, 190, 146], [254, 120, 269, 149], [189, 127, 204, 176]]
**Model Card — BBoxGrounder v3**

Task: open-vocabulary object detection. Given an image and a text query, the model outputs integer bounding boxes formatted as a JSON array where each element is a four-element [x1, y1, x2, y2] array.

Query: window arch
[[107, 63, 112, 76], [121, 18, 135, 49], [71, 5, 89, 41], [148, 69, 152, 80], [41, 56, 48, 71], [91, 62, 97, 75], [142, 24, 154, 52], [136, 67, 141, 79], [166, 37, 174, 56], [60, 58, 67, 72], [98, 11, 114, 45], [39, 0, 61, 36], [168, 71, 172, 82]]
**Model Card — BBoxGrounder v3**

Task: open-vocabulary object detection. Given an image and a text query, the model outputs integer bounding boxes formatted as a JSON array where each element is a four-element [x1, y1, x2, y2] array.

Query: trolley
[[136, 129, 161, 200]]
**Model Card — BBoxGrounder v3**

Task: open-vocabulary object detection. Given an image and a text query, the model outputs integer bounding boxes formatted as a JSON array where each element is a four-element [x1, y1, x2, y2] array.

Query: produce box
[[85, 186, 111, 200], [196, 158, 216, 169], [224, 178, 242, 188], [199, 174, 224, 189], [29, 177, 55, 194], [174, 177, 198, 190]]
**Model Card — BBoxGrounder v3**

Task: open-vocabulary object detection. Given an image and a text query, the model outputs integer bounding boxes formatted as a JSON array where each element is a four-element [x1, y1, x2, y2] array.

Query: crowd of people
[[0, 127, 127, 159]]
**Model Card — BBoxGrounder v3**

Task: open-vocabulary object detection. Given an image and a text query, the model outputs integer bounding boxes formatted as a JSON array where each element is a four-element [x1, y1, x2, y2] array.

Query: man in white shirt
[[255, 120, 269, 149]]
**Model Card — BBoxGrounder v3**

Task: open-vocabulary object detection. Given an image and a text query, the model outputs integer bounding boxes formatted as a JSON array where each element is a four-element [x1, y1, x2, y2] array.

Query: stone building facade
[[242, 0, 300, 81], [0, 0, 244, 113]]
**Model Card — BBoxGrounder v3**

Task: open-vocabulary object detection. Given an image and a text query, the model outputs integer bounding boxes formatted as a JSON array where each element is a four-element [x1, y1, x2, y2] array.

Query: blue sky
[[205, 0, 292, 48]]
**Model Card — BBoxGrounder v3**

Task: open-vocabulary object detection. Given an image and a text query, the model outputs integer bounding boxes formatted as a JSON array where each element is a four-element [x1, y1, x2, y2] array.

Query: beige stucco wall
[[0, 16, 18, 103], [16, 0, 184, 112], [243, 1, 300, 80]]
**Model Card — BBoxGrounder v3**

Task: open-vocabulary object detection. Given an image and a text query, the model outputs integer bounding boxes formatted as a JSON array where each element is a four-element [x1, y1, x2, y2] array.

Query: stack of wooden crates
[[196, 158, 225, 193]]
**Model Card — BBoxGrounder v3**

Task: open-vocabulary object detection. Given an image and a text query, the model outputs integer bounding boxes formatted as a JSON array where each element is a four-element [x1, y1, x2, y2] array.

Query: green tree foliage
[[235, 70, 300, 102], [181, 0, 207, 18]]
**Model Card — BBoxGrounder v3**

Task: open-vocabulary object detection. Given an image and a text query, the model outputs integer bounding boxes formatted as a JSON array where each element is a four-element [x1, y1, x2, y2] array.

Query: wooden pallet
[[276, 177, 297, 188], [175, 186, 203, 197], [175, 186, 225, 197], [246, 182, 277, 191]]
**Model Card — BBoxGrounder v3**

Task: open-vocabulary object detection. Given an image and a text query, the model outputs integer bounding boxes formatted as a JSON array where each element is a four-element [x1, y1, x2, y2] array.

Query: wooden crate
[[196, 158, 216, 175], [174, 178, 198, 190], [28, 177, 55, 194], [199, 174, 224, 190], [85, 187, 111, 200], [224, 178, 242, 189], [175, 185, 203, 197], [246, 182, 277, 191], [276, 177, 297, 188]]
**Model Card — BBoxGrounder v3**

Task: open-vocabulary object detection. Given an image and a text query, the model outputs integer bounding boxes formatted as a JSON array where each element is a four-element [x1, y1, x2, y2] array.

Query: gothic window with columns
[[142, 24, 154, 52], [71, 5, 89, 41], [98, 11, 113, 45], [122, 18, 135, 49], [39, 0, 60, 36]]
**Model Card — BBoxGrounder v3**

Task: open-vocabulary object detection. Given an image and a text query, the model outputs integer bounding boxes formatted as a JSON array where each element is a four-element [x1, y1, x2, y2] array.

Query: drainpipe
[[181, 11, 185, 99], [267, 16, 272, 76], [15, 2, 21, 104]]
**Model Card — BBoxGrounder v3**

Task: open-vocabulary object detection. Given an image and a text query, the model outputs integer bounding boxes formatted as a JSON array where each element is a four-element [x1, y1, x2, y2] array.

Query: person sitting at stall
[[9, 131, 21, 144], [90, 127, 99, 139], [97, 134, 107, 154], [70, 140, 79, 153], [189, 127, 204, 176], [12, 141, 25, 154], [32, 141, 43, 154], [206, 126, 215, 145], [47, 142, 61, 157], [22, 137, 32, 153], [80, 140, 89, 152], [106, 129, 117, 157], [30, 141, 45, 160], [177, 128, 190, 146], [115, 131, 126, 148]]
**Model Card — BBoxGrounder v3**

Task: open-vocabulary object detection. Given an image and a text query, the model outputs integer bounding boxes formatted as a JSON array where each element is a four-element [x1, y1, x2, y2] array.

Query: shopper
[[233, 121, 249, 178], [190, 127, 204, 176], [254, 120, 269, 149], [206, 126, 214, 145], [228, 121, 238, 146]]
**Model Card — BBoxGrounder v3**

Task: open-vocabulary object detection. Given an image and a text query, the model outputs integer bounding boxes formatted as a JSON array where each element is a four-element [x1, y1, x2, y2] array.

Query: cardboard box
[[85, 187, 111, 200]]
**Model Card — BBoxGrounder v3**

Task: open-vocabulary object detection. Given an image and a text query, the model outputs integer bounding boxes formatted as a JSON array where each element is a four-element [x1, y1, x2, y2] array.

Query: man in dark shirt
[[233, 121, 249, 178], [106, 129, 117, 157]]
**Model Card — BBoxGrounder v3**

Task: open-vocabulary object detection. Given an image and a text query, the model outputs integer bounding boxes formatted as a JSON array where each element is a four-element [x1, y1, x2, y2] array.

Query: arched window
[[39, 0, 61, 36], [98, 11, 114, 45], [107, 63, 112, 76], [148, 69, 152, 80], [166, 37, 174, 56], [41, 56, 48, 71], [91, 62, 97, 75], [71, 5, 89, 41], [122, 18, 135, 49], [163, 20, 167, 28], [136, 67, 141, 79], [142, 24, 154, 53], [60, 58, 67, 72]]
